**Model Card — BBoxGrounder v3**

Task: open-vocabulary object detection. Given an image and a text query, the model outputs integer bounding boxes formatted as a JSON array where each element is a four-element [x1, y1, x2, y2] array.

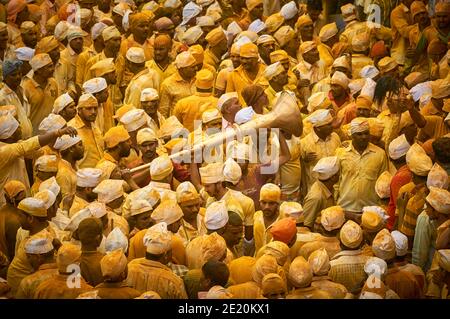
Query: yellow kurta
[[123, 68, 161, 107], [390, 4, 414, 66], [300, 131, 341, 194], [0, 84, 32, 139], [253, 210, 281, 256], [34, 273, 92, 299], [68, 195, 89, 218], [159, 71, 196, 118], [96, 98, 115, 134], [302, 180, 335, 229], [7, 228, 55, 296], [145, 59, 177, 84], [0, 137, 40, 206], [16, 263, 58, 299], [172, 92, 218, 132], [203, 49, 221, 71], [280, 135, 302, 200], [55, 45, 85, 93], [377, 109, 401, 147], [336, 143, 388, 212], [21, 76, 59, 135], [317, 43, 334, 67], [351, 54, 374, 79], [56, 158, 77, 199], [67, 114, 104, 169], [126, 258, 187, 298], [418, 115, 450, 141], [226, 63, 266, 106], [176, 210, 207, 247], [75, 46, 97, 89]]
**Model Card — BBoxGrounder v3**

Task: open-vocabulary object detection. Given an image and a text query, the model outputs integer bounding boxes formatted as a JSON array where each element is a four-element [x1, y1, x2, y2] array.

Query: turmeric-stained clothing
[[34, 273, 93, 299], [159, 71, 196, 118], [95, 281, 141, 299], [80, 250, 105, 287], [16, 263, 58, 299]]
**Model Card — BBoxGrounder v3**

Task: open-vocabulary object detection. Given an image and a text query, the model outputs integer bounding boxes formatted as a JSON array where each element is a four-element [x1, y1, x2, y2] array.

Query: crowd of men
[[0, 0, 449, 299]]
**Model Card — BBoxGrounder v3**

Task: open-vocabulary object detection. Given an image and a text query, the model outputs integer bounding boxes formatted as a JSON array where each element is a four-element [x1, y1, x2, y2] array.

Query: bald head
[[154, 34, 172, 62]]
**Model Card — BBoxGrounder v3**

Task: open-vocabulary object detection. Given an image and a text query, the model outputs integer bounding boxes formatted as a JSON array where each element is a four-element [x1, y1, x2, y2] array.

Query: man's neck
[[156, 57, 169, 69], [104, 48, 117, 59], [81, 244, 99, 252], [107, 150, 120, 162], [244, 66, 259, 80], [30, 221, 49, 235], [63, 155, 78, 170], [133, 33, 147, 45], [184, 216, 197, 228], [216, 187, 228, 200], [33, 74, 48, 87], [264, 213, 278, 227], [80, 117, 92, 128], [270, 81, 284, 92]]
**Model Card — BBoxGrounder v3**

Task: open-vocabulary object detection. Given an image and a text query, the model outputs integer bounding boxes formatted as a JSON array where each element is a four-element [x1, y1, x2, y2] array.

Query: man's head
[[102, 26, 121, 55], [218, 93, 241, 122], [93, 179, 125, 209], [204, 201, 229, 235], [200, 260, 230, 291], [126, 47, 146, 74], [30, 53, 55, 78], [82, 77, 109, 104], [199, 163, 225, 198], [137, 128, 158, 161], [77, 93, 99, 123], [0, 22, 8, 50], [101, 248, 128, 282], [299, 41, 319, 64], [56, 135, 84, 161], [76, 168, 103, 201], [247, 0, 263, 19], [425, 187, 450, 221], [259, 183, 281, 219], [265, 62, 288, 88], [154, 16, 175, 38], [145, 222, 173, 264], [78, 217, 103, 248], [4, 180, 26, 207], [307, 0, 323, 22], [0, 113, 22, 143], [350, 118, 371, 151], [34, 155, 58, 182], [149, 155, 174, 184], [20, 21, 38, 47], [269, 218, 297, 247], [130, 12, 151, 39], [435, 2, 450, 30], [330, 71, 349, 98], [176, 181, 201, 221], [432, 137, 450, 165], [17, 197, 48, 231], [175, 51, 197, 80], [154, 34, 172, 63], [296, 14, 314, 41], [205, 27, 228, 57], [257, 36, 276, 63], [24, 231, 55, 271], [104, 126, 132, 158], [67, 27, 85, 54], [240, 42, 259, 72], [3, 59, 23, 90], [151, 200, 184, 234], [222, 210, 244, 247]]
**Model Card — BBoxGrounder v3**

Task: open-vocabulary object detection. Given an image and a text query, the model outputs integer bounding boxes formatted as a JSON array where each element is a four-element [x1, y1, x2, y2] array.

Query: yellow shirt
[[56, 158, 77, 199], [126, 258, 188, 298], [159, 71, 196, 118], [377, 109, 401, 148], [214, 66, 233, 92], [123, 68, 161, 107], [145, 59, 177, 84], [0, 84, 32, 139], [172, 92, 218, 132], [340, 20, 391, 56], [280, 135, 302, 200], [253, 210, 281, 256], [96, 97, 115, 135], [317, 43, 334, 67], [226, 63, 267, 106], [336, 143, 388, 212], [55, 45, 84, 93], [176, 210, 207, 247], [300, 131, 341, 194], [34, 273, 92, 299], [351, 54, 374, 79], [67, 114, 104, 169], [68, 195, 89, 218], [418, 115, 450, 141], [203, 49, 221, 71], [7, 228, 55, 296], [21, 76, 59, 135], [302, 180, 335, 229], [15, 263, 58, 299], [75, 46, 97, 89], [390, 4, 414, 66], [0, 137, 40, 206], [222, 189, 256, 227], [120, 34, 153, 61]]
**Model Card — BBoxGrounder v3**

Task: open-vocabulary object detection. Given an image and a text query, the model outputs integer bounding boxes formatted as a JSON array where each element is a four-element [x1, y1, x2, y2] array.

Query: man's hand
[[60, 126, 78, 137], [304, 152, 318, 163], [120, 168, 133, 181]]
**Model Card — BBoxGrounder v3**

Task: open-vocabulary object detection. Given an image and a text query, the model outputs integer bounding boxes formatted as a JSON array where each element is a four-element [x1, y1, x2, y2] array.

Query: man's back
[[126, 257, 187, 299], [80, 250, 105, 287], [34, 273, 93, 299], [95, 281, 141, 299]]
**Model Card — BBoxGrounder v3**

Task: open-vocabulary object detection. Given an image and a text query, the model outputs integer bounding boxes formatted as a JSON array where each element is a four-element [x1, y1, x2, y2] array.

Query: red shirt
[[386, 165, 412, 230]]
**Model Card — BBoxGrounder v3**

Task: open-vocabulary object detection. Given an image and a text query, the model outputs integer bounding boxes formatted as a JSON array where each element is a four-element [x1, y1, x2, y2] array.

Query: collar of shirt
[[103, 152, 118, 164], [316, 180, 332, 199], [38, 262, 57, 271], [70, 114, 88, 130], [346, 142, 377, 156], [311, 129, 331, 143]]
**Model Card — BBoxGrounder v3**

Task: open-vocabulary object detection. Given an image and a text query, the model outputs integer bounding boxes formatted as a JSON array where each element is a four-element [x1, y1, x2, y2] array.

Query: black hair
[[373, 75, 403, 106], [307, 0, 323, 11], [432, 137, 450, 164], [202, 260, 230, 287]]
